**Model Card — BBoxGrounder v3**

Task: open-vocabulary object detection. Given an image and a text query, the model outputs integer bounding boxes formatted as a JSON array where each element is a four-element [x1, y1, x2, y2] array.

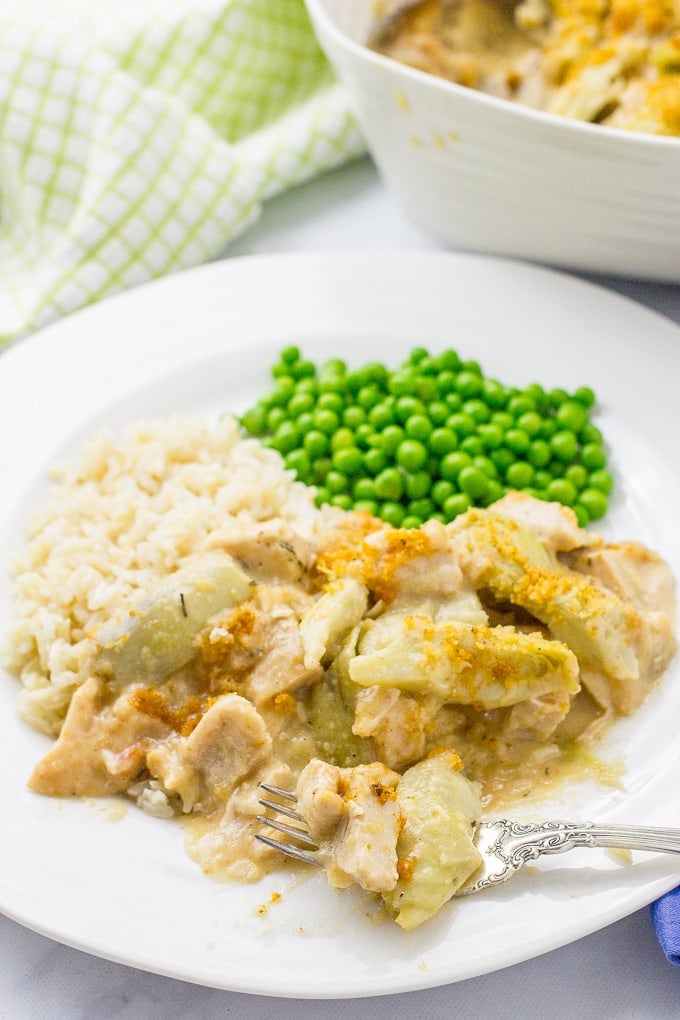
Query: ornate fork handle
[[462, 820, 680, 894]]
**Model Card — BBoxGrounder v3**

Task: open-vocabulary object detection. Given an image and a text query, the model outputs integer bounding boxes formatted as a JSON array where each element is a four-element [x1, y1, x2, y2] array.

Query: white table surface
[[3, 156, 680, 1019]]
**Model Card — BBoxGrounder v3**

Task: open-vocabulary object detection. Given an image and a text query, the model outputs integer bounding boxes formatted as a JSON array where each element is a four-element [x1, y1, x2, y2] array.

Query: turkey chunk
[[295, 758, 402, 893]]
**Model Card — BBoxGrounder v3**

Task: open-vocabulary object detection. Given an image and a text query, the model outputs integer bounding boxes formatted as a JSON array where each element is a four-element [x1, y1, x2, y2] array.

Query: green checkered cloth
[[0, 0, 366, 345]]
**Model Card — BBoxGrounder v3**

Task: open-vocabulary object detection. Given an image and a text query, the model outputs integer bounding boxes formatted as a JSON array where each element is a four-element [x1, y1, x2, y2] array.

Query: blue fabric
[[650, 887, 680, 965]]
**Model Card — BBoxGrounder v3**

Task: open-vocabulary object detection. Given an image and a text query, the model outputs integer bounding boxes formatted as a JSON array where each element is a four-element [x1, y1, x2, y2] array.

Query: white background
[[2, 156, 679, 1018]]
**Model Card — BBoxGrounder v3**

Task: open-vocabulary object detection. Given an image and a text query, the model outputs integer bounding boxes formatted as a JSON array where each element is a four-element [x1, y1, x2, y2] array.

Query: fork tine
[[259, 782, 297, 802], [255, 832, 323, 867], [258, 796, 303, 822], [256, 813, 318, 847]]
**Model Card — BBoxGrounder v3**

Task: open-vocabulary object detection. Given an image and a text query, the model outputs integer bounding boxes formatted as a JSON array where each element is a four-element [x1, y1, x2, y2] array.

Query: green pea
[[573, 503, 590, 527], [270, 421, 299, 454], [355, 423, 375, 449], [443, 492, 472, 521], [550, 429, 578, 462], [578, 488, 608, 520], [436, 349, 461, 372], [505, 461, 534, 489], [326, 470, 349, 495], [533, 469, 552, 490], [379, 425, 405, 456], [313, 457, 332, 483], [556, 400, 588, 432], [369, 403, 395, 430], [456, 371, 483, 398], [470, 453, 494, 475], [507, 395, 535, 417], [573, 386, 596, 408], [405, 470, 431, 500], [491, 411, 514, 431], [458, 466, 489, 500], [516, 411, 543, 437], [408, 498, 435, 520], [364, 447, 388, 475], [505, 428, 531, 455], [446, 412, 476, 438], [313, 408, 340, 435], [330, 427, 355, 452], [527, 438, 552, 468], [332, 447, 364, 476], [374, 468, 404, 501], [357, 385, 382, 410], [354, 499, 379, 515], [481, 479, 504, 506], [440, 451, 472, 482], [490, 447, 516, 474], [432, 479, 455, 506], [482, 378, 507, 409], [240, 406, 267, 436], [548, 387, 569, 408], [463, 399, 491, 424], [353, 477, 377, 501], [405, 414, 433, 442], [331, 494, 353, 510], [429, 427, 458, 456], [303, 429, 330, 459], [581, 443, 607, 470], [564, 463, 588, 490], [343, 405, 367, 429], [266, 406, 287, 431], [321, 357, 346, 376], [285, 449, 311, 480], [396, 439, 428, 472], [445, 391, 463, 411], [477, 423, 504, 450], [436, 370, 458, 395], [291, 359, 316, 380], [296, 411, 314, 433], [379, 501, 405, 527], [287, 391, 315, 417], [395, 396, 426, 423], [546, 478, 578, 505], [524, 383, 548, 412], [314, 486, 330, 507], [460, 435, 484, 457], [588, 468, 613, 494], [409, 346, 429, 364], [402, 514, 423, 529], [280, 345, 301, 365], [579, 422, 603, 445], [428, 400, 450, 425]]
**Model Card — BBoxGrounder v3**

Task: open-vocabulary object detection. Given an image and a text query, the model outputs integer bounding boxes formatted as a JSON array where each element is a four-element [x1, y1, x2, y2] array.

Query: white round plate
[[1, 251, 679, 999]]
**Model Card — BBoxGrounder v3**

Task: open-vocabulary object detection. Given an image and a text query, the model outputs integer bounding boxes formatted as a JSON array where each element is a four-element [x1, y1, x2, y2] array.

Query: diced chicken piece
[[212, 524, 314, 585], [564, 541, 676, 617], [299, 578, 368, 669], [295, 758, 402, 893], [352, 686, 426, 771], [490, 491, 589, 552], [146, 692, 272, 812], [295, 758, 346, 840], [29, 676, 170, 797], [197, 585, 321, 705], [314, 514, 464, 606]]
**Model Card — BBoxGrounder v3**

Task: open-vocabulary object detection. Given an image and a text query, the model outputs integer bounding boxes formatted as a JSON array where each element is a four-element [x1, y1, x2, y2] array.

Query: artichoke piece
[[349, 611, 579, 707], [299, 578, 368, 669], [383, 753, 482, 931], [450, 510, 641, 682], [93, 552, 253, 686], [308, 630, 374, 768]]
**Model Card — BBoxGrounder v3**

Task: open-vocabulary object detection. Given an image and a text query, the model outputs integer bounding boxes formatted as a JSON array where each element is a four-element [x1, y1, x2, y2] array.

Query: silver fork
[[256, 783, 680, 895]]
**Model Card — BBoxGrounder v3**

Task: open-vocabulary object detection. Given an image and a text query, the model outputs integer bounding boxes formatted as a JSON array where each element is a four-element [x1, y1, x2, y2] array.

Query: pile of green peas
[[239, 346, 612, 529]]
